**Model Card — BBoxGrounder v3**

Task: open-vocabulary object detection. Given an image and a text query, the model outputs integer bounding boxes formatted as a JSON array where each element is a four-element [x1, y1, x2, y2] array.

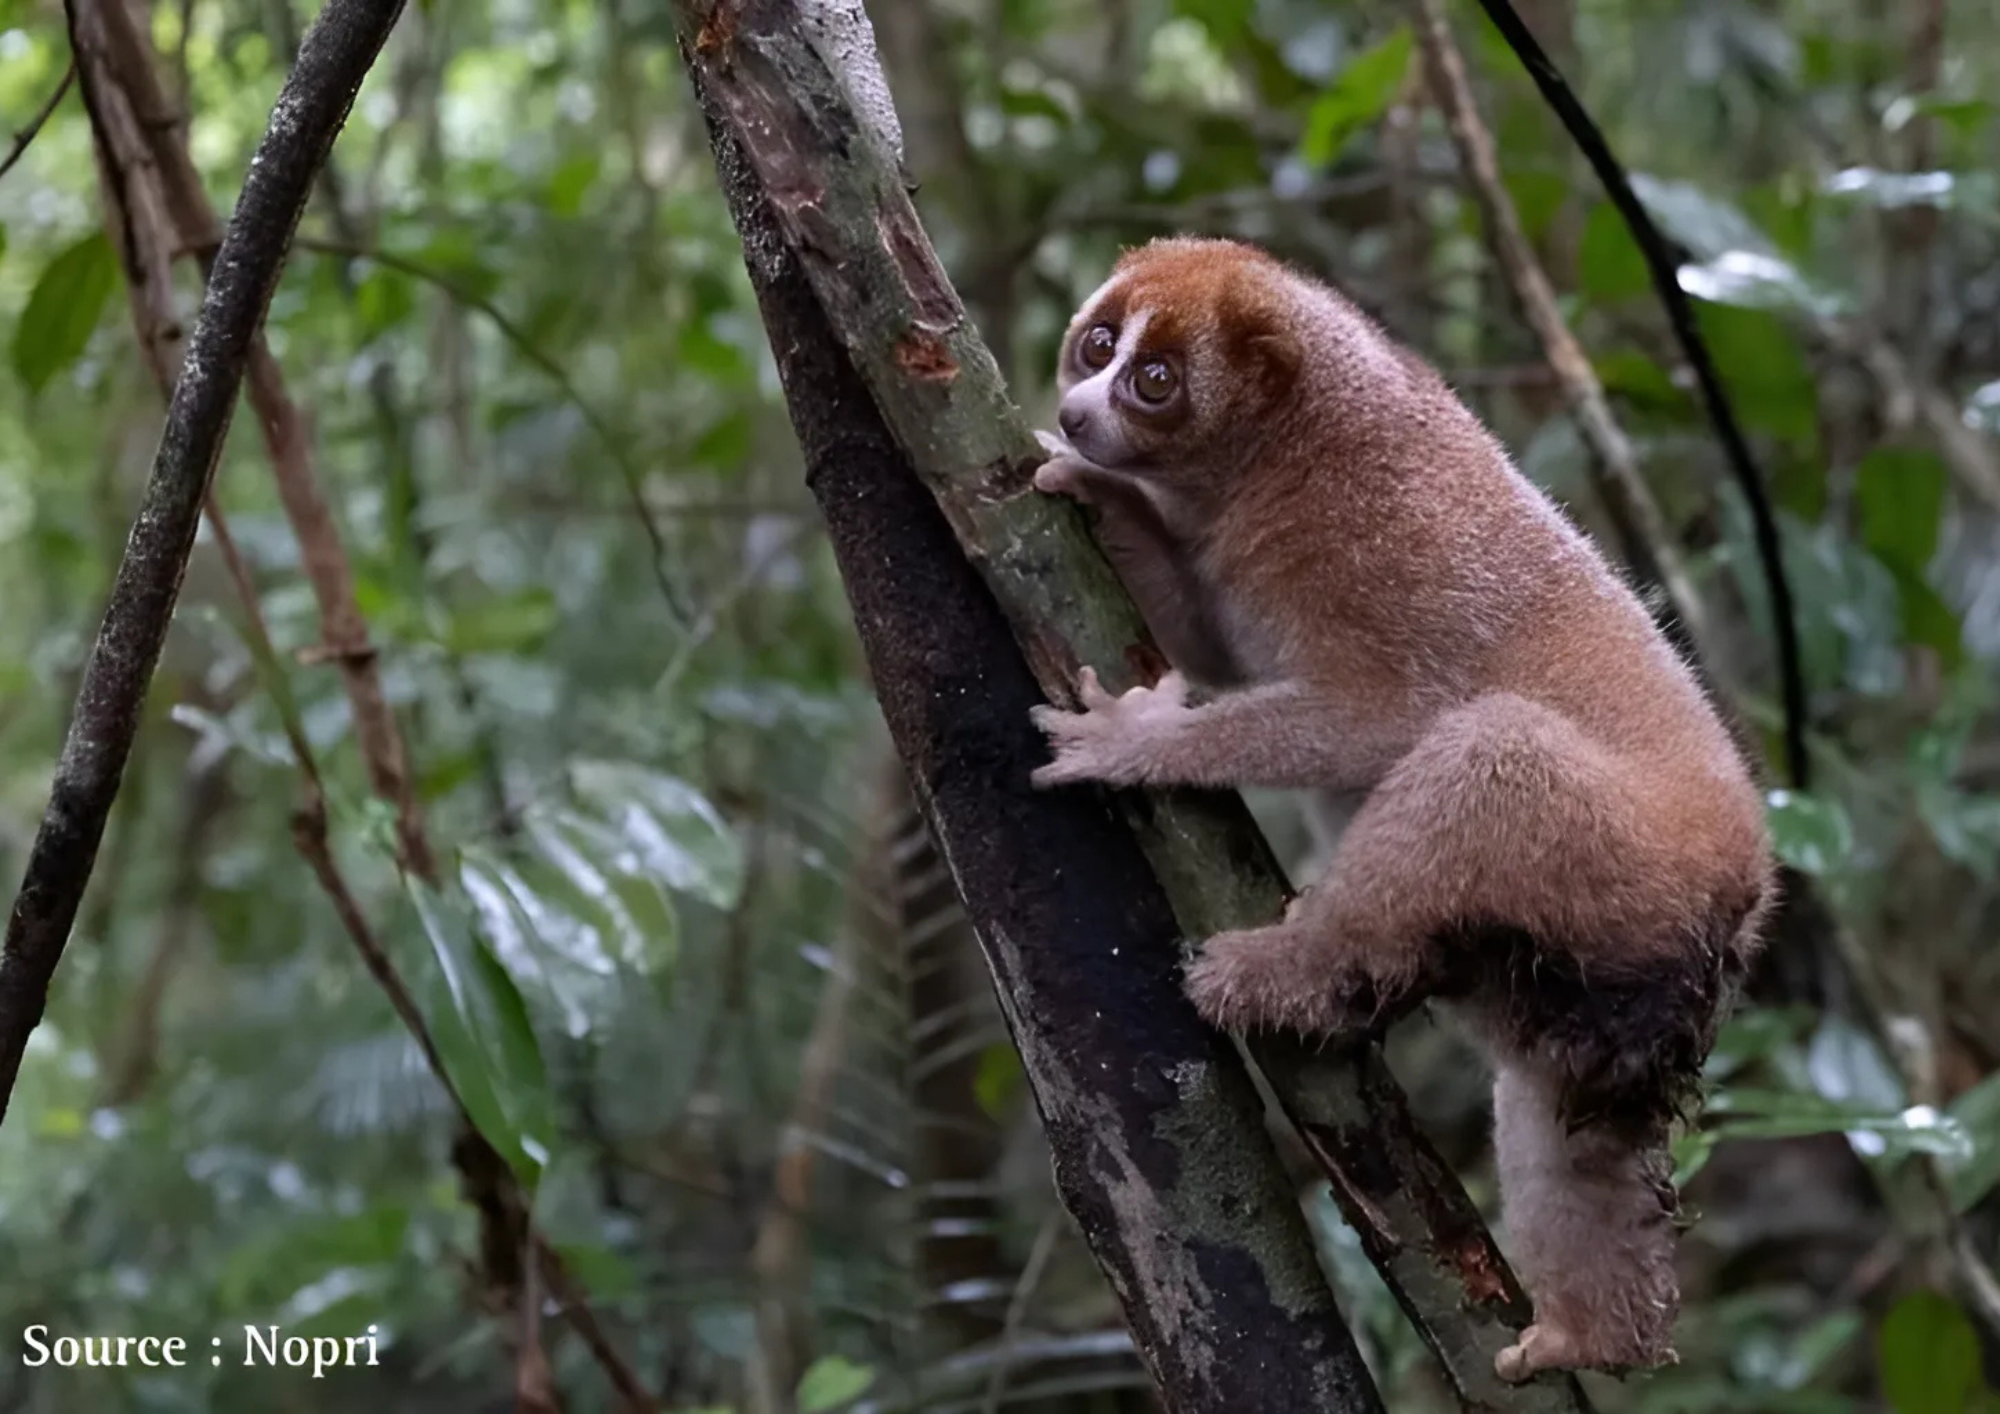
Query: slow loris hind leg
[[1185, 691, 1638, 1035], [1184, 690, 1697, 1376]]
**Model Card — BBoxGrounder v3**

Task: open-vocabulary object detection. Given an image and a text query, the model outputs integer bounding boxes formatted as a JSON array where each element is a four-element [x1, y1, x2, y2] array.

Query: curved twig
[[0, 61, 74, 182], [291, 233, 688, 622], [1470, 0, 1811, 789]]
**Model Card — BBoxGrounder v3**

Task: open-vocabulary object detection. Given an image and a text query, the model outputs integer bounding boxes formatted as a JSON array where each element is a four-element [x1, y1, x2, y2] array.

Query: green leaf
[[1943, 1071, 2000, 1212], [408, 879, 555, 1189], [1299, 27, 1411, 169], [544, 153, 601, 217], [461, 848, 614, 1040], [11, 233, 121, 393], [517, 810, 680, 977], [1706, 1005, 1814, 1081], [1856, 447, 1948, 576], [355, 266, 415, 340], [1877, 1291, 1981, 1414], [1697, 304, 1819, 449], [1895, 574, 1965, 668], [973, 1043, 1025, 1121], [568, 760, 745, 909], [1503, 171, 1568, 244], [1765, 791, 1853, 876], [1578, 202, 1651, 303], [443, 590, 560, 655], [1707, 1088, 1970, 1164], [796, 1355, 874, 1412]]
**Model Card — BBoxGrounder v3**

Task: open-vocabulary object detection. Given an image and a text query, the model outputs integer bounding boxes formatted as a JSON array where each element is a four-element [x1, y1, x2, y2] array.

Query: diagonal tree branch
[[668, 2, 1588, 1409], [0, 0, 407, 1123]]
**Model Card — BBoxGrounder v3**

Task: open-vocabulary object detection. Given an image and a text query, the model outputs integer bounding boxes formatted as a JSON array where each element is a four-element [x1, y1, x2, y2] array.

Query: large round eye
[[1078, 324, 1117, 371], [1133, 358, 1178, 404]]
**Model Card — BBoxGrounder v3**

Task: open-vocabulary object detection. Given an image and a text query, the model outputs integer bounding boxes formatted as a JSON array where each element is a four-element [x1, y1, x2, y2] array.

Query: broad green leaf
[[1856, 447, 1948, 576], [797, 1355, 875, 1412], [462, 849, 611, 1040], [11, 233, 121, 393], [355, 266, 415, 340], [1632, 174, 1778, 260], [414, 228, 503, 303], [518, 810, 679, 977], [1707, 1088, 1970, 1163], [973, 1042, 1025, 1121], [545, 153, 601, 217], [1628, 174, 1845, 317], [1944, 1071, 2000, 1211], [568, 760, 745, 909], [1678, 250, 1848, 319], [1825, 166, 1998, 216], [1706, 1006, 1814, 1081], [1503, 171, 1568, 243], [1897, 574, 1965, 667], [1877, 1291, 1982, 1414], [1579, 201, 1651, 302], [1805, 1014, 1905, 1110], [169, 702, 297, 769], [1299, 27, 1411, 170], [443, 590, 560, 655], [1765, 791, 1853, 876], [1594, 349, 1688, 411], [1697, 304, 1819, 448], [408, 879, 554, 1189]]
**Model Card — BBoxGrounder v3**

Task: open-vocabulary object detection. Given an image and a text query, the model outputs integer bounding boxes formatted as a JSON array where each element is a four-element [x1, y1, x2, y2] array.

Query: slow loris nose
[[1058, 403, 1089, 441]]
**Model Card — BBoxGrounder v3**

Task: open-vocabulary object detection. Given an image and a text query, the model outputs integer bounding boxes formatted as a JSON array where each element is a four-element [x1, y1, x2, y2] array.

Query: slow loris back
[[1028, 236, 1775, 1383]]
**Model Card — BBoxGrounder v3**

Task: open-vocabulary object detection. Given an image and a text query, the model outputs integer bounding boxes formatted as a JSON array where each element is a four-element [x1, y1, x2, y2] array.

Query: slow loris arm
[[1036, 454, 1244, 687], [1029, 667, 1420, 793]]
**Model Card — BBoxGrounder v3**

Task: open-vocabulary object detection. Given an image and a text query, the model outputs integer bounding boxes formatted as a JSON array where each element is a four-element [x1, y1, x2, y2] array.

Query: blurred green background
[[1, 0, 1998, 1408]]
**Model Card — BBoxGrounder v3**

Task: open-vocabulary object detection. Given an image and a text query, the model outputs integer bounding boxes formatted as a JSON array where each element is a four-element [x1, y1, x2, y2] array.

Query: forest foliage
[[1, 0, 1998, 1409]]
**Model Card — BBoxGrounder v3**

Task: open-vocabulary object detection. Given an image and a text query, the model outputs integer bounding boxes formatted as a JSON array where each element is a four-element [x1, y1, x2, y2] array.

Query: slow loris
[[1027, 236, 1774, 1382]]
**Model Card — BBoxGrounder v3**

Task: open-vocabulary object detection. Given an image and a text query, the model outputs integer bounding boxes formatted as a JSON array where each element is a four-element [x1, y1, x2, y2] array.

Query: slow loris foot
[[1184, 920, 1398, 1038], [1495, 1323, 1677, 1383]]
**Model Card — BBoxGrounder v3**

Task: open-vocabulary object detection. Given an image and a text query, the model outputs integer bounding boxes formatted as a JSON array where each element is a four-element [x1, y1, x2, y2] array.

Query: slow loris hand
[[1029, 666, 1193, 788]]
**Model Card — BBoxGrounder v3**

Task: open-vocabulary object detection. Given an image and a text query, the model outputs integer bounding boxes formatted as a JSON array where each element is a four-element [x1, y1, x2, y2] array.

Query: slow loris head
[[1054, 238, 1304, 493]]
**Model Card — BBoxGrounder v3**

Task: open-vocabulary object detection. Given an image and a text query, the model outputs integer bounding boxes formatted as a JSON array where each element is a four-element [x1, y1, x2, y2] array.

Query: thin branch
[[1469, 0, 1811, 789], [979, 1211, 1062, 1414], [1413, 0, 1713, 667], [745, 883, 859, 1413], [0, 61, 75, 182], [0, 0, 406, 1124], [289, 233, 688, 621]]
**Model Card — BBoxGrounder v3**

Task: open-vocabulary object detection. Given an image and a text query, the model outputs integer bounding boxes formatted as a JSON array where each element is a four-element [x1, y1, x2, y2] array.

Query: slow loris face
[[1053, 244, 1304, 493]]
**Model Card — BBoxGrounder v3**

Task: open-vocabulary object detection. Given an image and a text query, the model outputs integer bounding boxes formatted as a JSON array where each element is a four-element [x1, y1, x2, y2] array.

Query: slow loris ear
[[1220, 286, 1303, 404], [1244, 326, 1302, 402]]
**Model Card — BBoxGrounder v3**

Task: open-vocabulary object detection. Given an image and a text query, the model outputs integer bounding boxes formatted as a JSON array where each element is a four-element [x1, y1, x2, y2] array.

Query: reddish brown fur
[[1029, 237, 1775, 1382]]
